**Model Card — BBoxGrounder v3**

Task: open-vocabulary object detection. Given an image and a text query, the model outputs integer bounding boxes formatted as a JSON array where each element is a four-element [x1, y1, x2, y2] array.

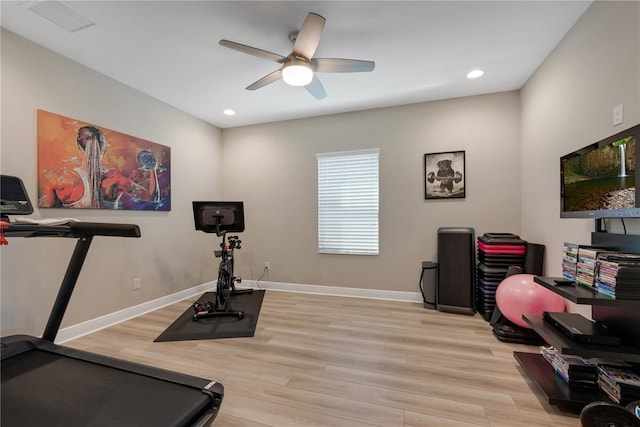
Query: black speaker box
[[524, 242, 545, 275], [437, 227, 475, 314]]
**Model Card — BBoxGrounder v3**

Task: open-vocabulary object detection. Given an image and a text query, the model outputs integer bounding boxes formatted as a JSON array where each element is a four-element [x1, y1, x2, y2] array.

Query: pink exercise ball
[[495, 274, 565, 329]]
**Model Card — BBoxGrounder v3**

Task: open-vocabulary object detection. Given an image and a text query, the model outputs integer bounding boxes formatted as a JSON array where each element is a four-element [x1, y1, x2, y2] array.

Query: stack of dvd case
[[562, 242, 578, 280], [576, 246, 610, 288], [598, 365, 640, 404], [540, 346, 598, 390], [596, 252, 640, 299]]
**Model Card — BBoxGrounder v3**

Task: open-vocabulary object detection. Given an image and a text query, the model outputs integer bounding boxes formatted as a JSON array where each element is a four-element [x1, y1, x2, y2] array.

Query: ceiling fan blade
[[246, 69, 283, 90], [305, 75, 327, 100], [292, 13, 326, 59], [219, 39, 286, 63], [312, 58, 375, 73]]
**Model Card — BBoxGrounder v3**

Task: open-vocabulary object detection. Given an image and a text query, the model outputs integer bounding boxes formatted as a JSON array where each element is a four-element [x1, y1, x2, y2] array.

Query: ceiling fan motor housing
[[282, 57, 313, 86]]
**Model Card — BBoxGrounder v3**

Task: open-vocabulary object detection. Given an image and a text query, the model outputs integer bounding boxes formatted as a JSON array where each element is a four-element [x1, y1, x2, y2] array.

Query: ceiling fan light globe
[[282, 63, 313, 86]]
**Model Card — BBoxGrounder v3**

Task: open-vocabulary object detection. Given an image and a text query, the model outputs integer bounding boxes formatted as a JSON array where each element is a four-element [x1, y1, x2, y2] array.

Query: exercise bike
[[192, 204, 253, 321]]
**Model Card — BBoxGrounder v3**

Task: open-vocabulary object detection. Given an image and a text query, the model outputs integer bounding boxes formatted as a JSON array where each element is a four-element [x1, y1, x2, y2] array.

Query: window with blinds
[[316, 149, 379, 255]]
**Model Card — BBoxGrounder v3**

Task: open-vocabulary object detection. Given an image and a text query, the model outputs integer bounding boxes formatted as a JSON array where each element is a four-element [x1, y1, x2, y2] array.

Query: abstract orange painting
[[37, 110, 171, 210]]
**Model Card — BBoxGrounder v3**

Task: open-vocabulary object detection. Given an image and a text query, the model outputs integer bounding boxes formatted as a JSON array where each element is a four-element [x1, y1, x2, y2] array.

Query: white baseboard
[[248, 280, 424, 303], [56, 281, 216, 343], [56, 280, 423, 344]]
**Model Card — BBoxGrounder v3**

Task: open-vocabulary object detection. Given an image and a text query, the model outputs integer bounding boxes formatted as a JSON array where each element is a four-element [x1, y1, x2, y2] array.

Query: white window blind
[[317, 149, 379, 255]]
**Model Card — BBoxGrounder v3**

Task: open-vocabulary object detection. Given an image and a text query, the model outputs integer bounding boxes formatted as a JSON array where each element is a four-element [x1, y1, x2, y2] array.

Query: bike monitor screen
[[193, 201, 245, 234]]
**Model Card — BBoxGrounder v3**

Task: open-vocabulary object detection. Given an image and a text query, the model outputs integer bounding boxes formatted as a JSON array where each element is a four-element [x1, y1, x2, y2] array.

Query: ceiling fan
[[219, 12, 375, 100]]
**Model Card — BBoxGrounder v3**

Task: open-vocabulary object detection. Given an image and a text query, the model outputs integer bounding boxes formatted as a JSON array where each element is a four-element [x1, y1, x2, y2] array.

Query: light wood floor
[[66, 291, 580, 427]]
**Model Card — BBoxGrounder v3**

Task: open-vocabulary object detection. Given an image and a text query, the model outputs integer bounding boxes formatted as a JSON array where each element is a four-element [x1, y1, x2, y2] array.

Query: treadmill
[[1, 175, 224, 427]]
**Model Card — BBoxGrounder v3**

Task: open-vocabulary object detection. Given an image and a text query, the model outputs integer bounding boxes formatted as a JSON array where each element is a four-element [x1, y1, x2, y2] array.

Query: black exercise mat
[[155, 290, 265, 342]]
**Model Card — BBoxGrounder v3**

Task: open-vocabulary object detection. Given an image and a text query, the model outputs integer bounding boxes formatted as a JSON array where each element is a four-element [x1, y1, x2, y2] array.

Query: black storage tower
[[436, 227, 475, 314]]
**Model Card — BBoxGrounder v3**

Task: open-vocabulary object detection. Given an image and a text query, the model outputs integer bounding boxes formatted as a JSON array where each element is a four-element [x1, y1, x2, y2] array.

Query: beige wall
[[1, 29, 224, 335], [222, 92, 522, 293], [2, 0, 638, 336], [521, 0, 640, 279]]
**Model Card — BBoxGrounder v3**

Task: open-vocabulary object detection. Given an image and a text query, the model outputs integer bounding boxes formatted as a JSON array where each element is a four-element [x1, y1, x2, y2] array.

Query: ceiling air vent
[[27, 1, 95, 33]]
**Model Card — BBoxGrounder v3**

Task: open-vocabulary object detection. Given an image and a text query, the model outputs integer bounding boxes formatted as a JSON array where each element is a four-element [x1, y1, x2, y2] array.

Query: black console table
[[513, 232, 640, 410]]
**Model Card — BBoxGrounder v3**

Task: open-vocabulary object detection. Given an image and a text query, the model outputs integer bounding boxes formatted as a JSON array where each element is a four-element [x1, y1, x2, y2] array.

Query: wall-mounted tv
[[561, 124, 640, 218]]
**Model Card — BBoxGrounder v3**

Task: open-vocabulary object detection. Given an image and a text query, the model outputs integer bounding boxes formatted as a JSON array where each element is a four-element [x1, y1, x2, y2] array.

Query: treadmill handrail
[[70, 222, 141, 238], [4, 222, 141, 239], [4, 221, 143, 342]]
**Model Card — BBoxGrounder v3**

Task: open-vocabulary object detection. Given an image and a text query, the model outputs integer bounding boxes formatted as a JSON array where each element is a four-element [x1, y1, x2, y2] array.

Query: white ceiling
[[1, 1, 592, 129]]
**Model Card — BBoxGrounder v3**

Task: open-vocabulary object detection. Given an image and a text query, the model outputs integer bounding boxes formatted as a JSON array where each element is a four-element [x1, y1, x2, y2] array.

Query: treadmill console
[[1, 175, 34, 220]]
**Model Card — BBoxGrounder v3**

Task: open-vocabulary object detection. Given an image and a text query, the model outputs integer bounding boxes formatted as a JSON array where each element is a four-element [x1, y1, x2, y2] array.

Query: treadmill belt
[[2, 349, 211, 427]]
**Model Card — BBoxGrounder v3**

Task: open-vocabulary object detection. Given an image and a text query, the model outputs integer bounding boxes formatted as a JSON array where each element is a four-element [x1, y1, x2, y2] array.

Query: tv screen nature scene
[[561, 131, 636, 215]]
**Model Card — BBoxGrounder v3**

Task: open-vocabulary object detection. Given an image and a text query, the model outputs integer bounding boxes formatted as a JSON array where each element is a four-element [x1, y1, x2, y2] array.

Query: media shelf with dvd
[[542, 311, 621, 346], [522, 313, 639, 363], [513, 232, 640, 411], [513, 352, 610, 410], [533, 276, 639, 308]]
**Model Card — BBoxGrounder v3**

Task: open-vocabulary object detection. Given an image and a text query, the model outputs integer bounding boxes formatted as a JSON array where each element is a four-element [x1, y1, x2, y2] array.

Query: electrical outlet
[[264, 261, 270, 270], [133, 277, 142, 290], [613, 104, 624, 126]]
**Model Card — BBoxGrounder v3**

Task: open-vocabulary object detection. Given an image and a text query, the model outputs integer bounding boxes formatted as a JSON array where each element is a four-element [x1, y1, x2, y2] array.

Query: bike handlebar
[[218, 235, 241, 253]]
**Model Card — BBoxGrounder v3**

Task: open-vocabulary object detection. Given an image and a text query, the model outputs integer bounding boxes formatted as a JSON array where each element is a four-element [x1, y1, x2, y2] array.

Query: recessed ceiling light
[[223, 109, 235, 116], [467, 69, 484, 79]]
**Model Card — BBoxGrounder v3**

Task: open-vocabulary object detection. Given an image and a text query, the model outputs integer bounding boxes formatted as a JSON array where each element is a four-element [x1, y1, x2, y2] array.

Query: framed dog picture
[[424, 151, 465, 199]]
